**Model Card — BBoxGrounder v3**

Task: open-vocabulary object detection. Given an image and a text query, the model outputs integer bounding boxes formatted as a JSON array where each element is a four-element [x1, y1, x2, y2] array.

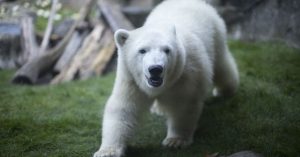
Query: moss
[[0, 41, 299, 157]]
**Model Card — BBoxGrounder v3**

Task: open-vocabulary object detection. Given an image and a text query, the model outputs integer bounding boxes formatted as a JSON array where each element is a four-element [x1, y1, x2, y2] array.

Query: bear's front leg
[[94, 91, 151, 157], [162, 102, 204, 148]]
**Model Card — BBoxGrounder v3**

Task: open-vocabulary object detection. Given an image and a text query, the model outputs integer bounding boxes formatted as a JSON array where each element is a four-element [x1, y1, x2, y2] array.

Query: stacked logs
[[11, 0, 136, 85]]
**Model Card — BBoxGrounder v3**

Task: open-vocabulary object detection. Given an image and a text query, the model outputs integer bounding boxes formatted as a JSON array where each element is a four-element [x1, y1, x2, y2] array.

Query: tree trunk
[[19, 15, 39, 65]]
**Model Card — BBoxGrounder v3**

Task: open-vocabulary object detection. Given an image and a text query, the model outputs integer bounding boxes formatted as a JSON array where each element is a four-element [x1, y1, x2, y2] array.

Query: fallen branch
[[39, 0, 58, 53]]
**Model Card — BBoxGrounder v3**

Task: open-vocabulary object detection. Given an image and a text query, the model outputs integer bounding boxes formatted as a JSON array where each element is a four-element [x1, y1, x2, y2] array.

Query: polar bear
[[94, 0, 239, 156]]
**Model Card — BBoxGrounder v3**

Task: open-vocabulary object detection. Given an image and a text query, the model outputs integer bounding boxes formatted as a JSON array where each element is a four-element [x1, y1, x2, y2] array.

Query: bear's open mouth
[[147, 76, 163, 87]]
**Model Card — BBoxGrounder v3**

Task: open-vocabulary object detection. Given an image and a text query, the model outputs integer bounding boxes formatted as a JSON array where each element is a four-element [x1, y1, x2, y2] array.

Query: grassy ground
[[0, 41, 299, 157]]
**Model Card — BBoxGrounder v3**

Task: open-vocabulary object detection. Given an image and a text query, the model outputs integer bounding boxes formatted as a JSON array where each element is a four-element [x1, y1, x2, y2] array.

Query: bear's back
[[144, 0, 225, 58], [145, 0, 222, 34]]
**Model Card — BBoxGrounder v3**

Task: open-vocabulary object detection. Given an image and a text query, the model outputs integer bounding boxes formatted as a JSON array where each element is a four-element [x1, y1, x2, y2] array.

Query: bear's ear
[[114, 29, 130, 48]]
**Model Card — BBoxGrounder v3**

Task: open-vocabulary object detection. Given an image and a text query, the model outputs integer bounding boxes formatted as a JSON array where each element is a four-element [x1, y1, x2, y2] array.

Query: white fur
[[94, 0, 239, 156]]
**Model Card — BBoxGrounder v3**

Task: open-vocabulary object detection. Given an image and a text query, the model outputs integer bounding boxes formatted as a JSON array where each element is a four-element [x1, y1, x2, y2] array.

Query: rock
[[226, 151, 263, 157], [206, 151, 263, 157], [244, 0, 299, 48], [215, 0, 300, 48]]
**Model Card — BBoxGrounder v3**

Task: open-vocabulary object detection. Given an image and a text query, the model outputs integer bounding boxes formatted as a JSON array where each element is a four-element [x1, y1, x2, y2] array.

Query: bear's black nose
[[148, 65, 163, 76]]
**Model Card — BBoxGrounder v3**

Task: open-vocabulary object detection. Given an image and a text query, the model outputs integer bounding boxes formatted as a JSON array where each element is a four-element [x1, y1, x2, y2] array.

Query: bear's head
[[114, 26, 186, 97]]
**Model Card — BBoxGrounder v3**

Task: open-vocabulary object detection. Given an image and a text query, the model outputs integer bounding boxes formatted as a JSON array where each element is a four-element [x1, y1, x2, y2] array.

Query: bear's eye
[[164, 48, 171, 54], [139, 49, 147, 54]]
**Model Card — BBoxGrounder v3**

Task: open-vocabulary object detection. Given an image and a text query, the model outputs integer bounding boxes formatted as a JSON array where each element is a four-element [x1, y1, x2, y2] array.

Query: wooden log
[[77, 27, 108, 79], [19, 15, 38, 64], [91, 29, 115, 76], [80, 28, 115, 79], [53, 30, 89, 73], [51, 24, 105, 84], [11, 0, 95, 85], [98, 0, 134, 32]]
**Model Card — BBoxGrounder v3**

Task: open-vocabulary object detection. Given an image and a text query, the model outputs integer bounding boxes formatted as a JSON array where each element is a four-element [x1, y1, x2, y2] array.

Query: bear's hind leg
[[213, 46, 239, 97]]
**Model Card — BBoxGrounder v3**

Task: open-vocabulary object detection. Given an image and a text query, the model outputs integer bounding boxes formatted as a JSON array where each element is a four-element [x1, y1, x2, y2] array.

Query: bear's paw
[[93, 147, 123, 157], [162, 137, 192, 148]]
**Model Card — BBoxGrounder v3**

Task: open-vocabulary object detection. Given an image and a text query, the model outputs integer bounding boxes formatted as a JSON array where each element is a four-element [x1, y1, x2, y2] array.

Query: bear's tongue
[[148, 76, 163, 87]]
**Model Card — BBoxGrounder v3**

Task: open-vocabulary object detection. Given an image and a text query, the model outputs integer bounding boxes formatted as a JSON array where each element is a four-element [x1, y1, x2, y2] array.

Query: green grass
[[0, 41, 299, 157]]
